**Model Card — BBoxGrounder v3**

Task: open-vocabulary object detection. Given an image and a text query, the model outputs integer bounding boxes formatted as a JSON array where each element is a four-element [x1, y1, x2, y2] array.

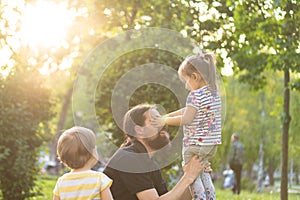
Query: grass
[[28, 175, 58, 200], [14, 175, 300, 200], [216, 189, 300, 200]]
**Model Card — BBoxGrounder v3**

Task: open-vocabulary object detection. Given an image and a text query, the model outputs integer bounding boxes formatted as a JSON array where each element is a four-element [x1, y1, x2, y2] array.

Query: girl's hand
[[150, 115, 166, 128], [149, 108, 166, 128], [204, 165, 213, 173]]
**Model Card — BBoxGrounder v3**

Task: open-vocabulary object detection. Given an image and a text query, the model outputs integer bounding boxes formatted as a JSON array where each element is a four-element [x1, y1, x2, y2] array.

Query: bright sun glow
[[18, 1, 75, 48]]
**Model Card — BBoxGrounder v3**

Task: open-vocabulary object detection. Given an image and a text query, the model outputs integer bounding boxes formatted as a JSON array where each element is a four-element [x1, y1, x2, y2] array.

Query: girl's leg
[[198, 146, 217, 200], [190, 176, 206, 200], [200, 165, 216, 200], [183, 146, 206, 200]]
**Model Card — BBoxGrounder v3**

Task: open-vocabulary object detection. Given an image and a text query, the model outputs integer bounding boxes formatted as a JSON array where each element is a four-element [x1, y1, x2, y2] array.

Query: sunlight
[[18, 0, 75, 48], [0, 46, 14, 77], [221, 63, 234, 76]]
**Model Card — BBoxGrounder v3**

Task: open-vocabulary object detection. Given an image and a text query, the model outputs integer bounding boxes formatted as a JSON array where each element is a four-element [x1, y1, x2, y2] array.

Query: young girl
[[53, 126, 113, 200], [152, 52, 221, 200]]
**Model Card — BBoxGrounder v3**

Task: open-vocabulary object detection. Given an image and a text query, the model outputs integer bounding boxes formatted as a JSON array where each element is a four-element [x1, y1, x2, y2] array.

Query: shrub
[[0, 69, 54, 200]]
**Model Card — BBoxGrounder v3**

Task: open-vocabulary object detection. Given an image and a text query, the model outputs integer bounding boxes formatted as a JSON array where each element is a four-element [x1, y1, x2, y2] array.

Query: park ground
[[24, 175, 300, 200]]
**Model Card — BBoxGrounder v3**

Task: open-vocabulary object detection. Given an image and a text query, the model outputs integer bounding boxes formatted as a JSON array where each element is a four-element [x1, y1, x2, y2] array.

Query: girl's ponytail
[[204, 53, 218, 92], [180, 52, 219, 92]]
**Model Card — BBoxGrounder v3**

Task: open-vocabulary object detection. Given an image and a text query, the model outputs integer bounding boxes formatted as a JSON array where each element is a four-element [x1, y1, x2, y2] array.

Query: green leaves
[[95, 48, 185, 145], [0, 69, 53, 199]]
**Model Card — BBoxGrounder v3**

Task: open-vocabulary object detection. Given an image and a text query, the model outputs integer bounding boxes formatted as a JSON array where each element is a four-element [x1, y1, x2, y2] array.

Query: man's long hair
[[121, 104, 152, 147]]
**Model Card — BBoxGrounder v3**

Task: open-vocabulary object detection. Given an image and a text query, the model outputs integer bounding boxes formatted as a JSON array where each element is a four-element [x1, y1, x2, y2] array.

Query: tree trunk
[[49, 86, 73, 161], [281, 68, 291, 200], [268, 171, 274, 187], [268, 159, 276, 186], [295, 166, 299, 185]]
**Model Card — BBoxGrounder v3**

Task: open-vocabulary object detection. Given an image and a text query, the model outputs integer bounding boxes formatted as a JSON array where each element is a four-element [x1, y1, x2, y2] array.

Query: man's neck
[[136, 138, 154, 157]]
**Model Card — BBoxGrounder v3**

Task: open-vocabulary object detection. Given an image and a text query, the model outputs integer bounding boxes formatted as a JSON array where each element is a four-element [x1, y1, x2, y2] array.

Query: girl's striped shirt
[[184, 85, 222, 146]]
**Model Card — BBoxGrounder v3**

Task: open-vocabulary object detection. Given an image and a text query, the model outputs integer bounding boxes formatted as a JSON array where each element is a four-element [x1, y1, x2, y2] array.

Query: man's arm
[[136, 156, 205, 200], [180, 188, 193, 200]]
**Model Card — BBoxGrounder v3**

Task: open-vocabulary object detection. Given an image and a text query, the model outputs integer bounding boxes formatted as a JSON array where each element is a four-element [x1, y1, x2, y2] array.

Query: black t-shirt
[[103, 140, 168, 200]]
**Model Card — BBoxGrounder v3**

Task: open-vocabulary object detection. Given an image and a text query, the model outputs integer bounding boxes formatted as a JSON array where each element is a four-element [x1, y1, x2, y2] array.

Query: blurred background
[[0, 0, 299, 199]]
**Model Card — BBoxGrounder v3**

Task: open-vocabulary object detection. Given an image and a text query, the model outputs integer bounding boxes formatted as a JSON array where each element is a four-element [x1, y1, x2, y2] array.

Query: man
[[104, 104, 209, 200], [229, 133, 244, 195]]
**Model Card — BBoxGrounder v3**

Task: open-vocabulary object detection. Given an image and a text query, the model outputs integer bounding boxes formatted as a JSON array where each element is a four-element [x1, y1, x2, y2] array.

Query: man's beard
[[144, 131, 170, 151]]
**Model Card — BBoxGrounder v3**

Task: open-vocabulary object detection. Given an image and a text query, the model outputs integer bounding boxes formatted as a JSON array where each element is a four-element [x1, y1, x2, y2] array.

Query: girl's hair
[[178, 53, 218, 91], [57, 126, 96, 169], [121, 104, 153, 147]]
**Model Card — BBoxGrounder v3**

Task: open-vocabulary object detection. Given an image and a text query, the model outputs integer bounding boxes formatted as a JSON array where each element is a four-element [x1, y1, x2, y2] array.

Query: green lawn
[[27, 175, 300, 200], [28, 175, 58, 200], [216, 189, 300, 200]]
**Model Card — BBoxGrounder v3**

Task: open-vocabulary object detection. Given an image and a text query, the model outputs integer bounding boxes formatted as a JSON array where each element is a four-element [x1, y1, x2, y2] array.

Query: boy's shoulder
[[60, 170, 103, 179]]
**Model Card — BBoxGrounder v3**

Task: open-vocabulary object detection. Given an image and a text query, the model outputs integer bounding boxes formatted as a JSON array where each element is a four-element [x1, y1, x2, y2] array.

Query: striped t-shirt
[[183, 85, 222, 146], [53, 170, 112, 200]]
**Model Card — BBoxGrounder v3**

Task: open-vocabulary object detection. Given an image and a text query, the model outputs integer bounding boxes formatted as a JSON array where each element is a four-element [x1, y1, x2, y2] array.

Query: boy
[[53, 126, 113, 200]]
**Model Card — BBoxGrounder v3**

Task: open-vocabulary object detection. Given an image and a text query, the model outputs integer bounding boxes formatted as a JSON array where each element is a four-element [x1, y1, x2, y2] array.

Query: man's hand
[[182, 156, 210, 185]]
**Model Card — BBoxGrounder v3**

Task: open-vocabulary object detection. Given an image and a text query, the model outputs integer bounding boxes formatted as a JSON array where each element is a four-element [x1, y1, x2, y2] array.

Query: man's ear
[[134, 125, 143, 136]]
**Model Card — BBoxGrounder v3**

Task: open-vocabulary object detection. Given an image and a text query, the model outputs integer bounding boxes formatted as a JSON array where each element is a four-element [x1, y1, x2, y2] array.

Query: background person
[[223, 166, 234, 189], [229, 133, 244, 195]]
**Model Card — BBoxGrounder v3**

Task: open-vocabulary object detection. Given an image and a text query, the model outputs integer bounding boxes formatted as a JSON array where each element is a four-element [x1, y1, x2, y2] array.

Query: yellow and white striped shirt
[[53, 170, 112, 200]]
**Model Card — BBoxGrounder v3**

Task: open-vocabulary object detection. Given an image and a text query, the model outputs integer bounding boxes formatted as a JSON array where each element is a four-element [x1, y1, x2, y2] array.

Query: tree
[[82, 0, 195, 146], [290, 85, 300, 185], [228, 1, 300, 198], [184, 1, 299, 196], [0, 69, 53, 199], [0, 0, 112, 163]]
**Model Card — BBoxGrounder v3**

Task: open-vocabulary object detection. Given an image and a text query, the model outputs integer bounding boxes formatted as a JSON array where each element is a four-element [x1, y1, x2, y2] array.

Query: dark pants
[[230, 163, 242, 194]]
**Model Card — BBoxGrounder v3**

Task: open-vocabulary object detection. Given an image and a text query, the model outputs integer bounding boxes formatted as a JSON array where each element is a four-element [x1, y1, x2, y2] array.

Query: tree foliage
[[95, 49, 185, 146], [226, 1, 300, 198], [91, 0, 229, 146], [0, 69, 54, 199], [90, 2, 300, 195]]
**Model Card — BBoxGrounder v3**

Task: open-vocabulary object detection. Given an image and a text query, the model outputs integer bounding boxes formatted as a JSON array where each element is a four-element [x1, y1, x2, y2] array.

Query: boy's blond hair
[[57, 126, 96, 169]]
